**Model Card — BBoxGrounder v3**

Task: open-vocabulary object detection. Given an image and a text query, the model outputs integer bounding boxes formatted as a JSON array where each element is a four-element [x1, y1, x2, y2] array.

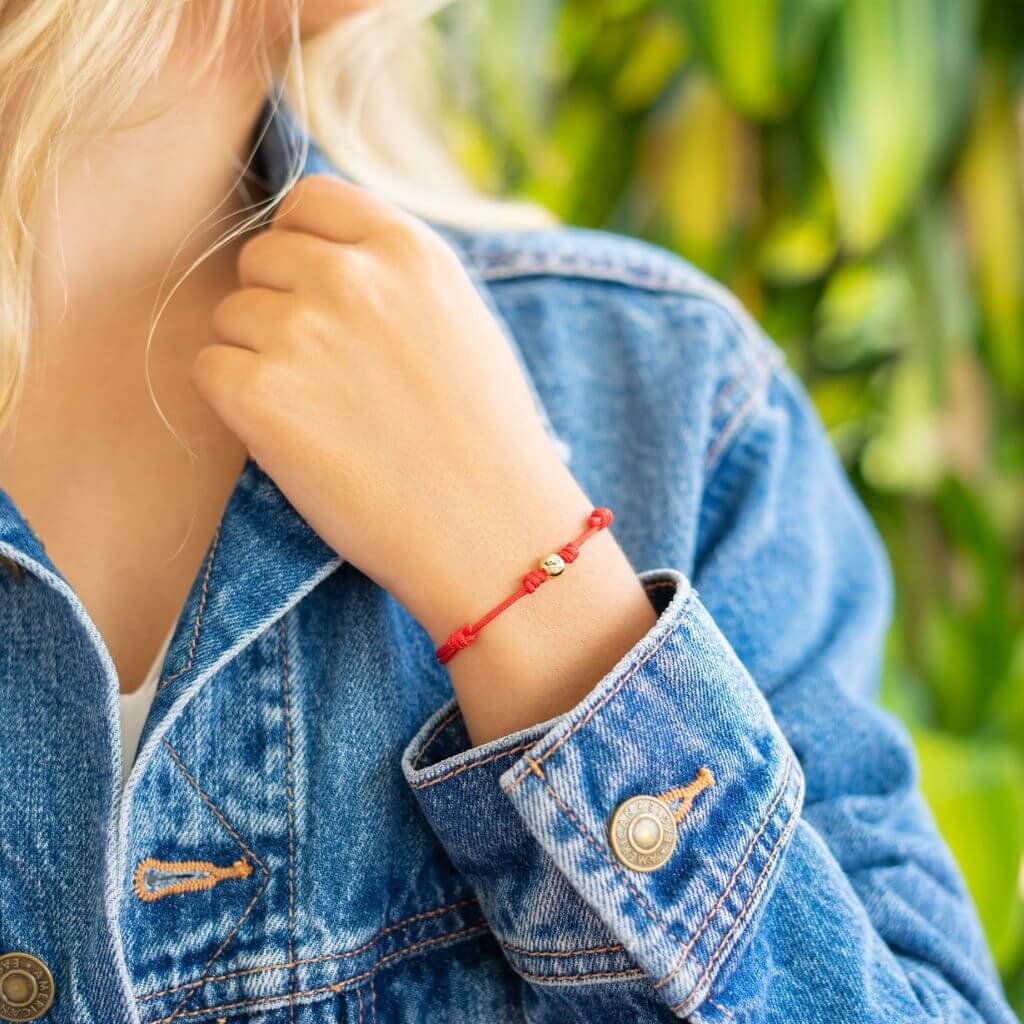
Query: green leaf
[[675, 0, 841, 119], [916, 730, 1024, 970], [956, 62, 1024, 393], [635, 73, 753, 273], [814, 0, 977, 252], [815, 259, 910, 368]]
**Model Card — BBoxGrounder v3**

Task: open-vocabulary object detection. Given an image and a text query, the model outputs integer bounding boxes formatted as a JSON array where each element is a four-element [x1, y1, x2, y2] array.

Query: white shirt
[[119, 625, 174, 788]]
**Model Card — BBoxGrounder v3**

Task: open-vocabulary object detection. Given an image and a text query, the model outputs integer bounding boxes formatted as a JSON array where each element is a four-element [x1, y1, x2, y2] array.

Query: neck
[[31, 70, 271, 335]]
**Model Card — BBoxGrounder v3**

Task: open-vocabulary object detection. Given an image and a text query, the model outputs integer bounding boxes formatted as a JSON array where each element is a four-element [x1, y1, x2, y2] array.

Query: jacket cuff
[[402, 569, 804, 1016]]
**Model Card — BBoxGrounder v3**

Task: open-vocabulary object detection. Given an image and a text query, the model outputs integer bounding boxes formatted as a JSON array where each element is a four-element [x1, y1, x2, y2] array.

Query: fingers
[[191, 343, 260, 426], [269, 173, 412, 244], [212, 287, 296, 352], [237, 228, 342, 291]]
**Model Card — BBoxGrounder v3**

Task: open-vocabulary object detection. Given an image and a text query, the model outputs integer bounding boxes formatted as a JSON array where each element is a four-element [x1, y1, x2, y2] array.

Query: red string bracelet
[[435, 506, 614, 665]]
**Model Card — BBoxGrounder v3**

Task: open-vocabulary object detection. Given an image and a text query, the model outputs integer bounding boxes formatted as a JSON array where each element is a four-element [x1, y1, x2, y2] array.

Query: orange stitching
[[143, 924, 490, 1024], [356, 986, 364, 1024], [501, 939, 624, 958], [133, 856, 252, 902], [279, 620, 297, 1024], [707, 997, 736, 1023], [657, 767, 715, 823], [162, 740, 270, 1023], [409, 741, 535, 790], [136, 897, 480, 1000], [671, 768, 801, 1013], [369, 976, 377, 1024], [515, 964, 645, 983], [411, 706, 461, 770], [158, 528, 220, 691], [654, 757, 792, 989], [503, 587, 694, 790]]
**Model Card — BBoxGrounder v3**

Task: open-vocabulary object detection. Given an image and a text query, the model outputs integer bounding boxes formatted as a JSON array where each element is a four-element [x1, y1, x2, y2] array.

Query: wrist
[[397, 484, 658, 744], [397, 474, 595, 646], [450, 531, 657, 743]]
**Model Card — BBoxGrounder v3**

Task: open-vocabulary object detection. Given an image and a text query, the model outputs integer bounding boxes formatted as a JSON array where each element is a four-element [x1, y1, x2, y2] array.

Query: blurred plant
[[436, 0, 1024, 1005]]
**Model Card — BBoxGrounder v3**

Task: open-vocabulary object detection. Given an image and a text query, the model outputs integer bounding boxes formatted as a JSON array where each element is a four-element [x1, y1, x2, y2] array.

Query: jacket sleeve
[[402, 360, 1015, 1024]]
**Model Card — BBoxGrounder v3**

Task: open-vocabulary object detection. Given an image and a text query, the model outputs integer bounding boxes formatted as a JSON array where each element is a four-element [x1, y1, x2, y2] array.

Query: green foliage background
[[438, 0, 1024, 1007]]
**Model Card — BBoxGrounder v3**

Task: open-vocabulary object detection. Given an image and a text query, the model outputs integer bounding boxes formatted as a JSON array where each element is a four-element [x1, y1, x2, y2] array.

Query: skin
[[1, 1, 656, 745]]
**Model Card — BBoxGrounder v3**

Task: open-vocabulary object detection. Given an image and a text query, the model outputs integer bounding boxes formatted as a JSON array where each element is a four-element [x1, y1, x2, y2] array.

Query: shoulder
[[442, 222, 785, 468], [447, 221, 780, 369], [448, 222, 748, 306]]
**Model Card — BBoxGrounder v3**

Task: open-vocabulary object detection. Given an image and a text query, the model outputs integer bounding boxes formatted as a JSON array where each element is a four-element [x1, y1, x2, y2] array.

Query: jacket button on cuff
[[609, 795, 677, 872], [0, 953, 55, 1021]]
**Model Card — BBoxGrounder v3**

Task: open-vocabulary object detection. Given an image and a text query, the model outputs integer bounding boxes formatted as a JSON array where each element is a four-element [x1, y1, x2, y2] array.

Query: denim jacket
[[0, 95, 1015, 1024]]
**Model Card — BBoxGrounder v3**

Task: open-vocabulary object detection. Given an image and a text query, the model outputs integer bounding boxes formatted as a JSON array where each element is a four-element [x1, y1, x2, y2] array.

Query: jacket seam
[[410, 706, 461, 770], [279, 619, 298, 1024], [670, 764, 803, 1013], [704, 356, 776, 476], [706, 997, 737, 1023], [142, 922, 490, 1023], [410, 741, 536, 790], [500, 939, 625, 959], [161, 739, 271, 1022], [135, 897, 480, 1000], [515, 964, 646, 985], [653, 756, 794, 988], [470, 246, 750, 307], [158, 528, 220, 692]]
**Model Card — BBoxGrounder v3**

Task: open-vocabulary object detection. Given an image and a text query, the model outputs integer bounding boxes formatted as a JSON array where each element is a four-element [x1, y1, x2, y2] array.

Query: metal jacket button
[[0, 953, 55, 1021], [609, 795, 677, 872]]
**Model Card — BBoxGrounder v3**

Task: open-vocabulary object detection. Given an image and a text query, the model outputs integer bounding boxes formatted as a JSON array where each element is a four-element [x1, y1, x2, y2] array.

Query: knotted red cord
[[435, 507, 614, 665]]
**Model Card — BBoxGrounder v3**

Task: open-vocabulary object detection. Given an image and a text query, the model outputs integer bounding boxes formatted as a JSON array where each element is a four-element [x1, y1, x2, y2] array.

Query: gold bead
[[540, 553, 566, 576]]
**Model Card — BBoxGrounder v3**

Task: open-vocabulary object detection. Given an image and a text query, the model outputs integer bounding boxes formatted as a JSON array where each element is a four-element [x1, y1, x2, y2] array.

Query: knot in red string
[[450, 626, 477, 650], [559, 542, 580, 563], [436, 625, 477, 665], [589, 507, 614, 529], [522, 569, 548, 594]]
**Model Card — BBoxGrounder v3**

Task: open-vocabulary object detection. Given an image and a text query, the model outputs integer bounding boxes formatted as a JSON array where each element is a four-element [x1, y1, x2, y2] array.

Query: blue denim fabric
[[0, 92, 1015, 1024]]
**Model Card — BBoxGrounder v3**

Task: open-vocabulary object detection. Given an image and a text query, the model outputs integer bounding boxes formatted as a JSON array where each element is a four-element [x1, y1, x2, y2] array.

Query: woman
[[0, 2, 1013, 1022]]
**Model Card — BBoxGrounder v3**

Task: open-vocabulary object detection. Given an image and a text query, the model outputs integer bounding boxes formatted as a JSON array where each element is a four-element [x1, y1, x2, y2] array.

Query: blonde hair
[[0, 0, 550, 428]]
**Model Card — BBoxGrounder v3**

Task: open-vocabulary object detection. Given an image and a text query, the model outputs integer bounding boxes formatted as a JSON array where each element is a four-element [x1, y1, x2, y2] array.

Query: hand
[[195, 174, 656, 742], [196, 175, 564, 603]]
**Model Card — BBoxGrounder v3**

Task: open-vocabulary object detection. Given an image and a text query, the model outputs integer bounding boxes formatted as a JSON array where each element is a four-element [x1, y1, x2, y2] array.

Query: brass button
[[0, 953, 54, 1021], [609, 795, 677, 872]]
